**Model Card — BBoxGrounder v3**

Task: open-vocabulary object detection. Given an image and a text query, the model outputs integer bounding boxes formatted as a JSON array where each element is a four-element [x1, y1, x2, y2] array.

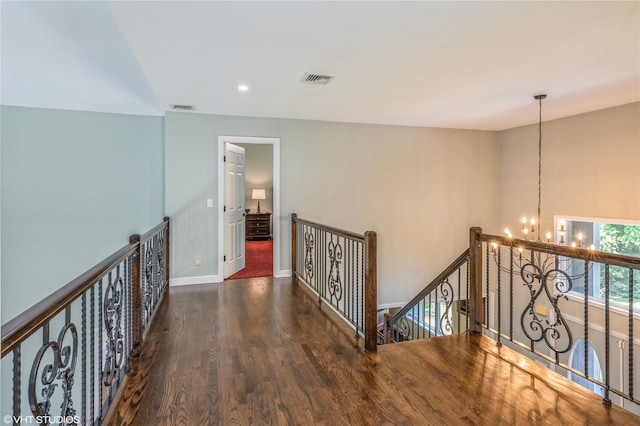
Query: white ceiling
[[2, 1, 639, 131]]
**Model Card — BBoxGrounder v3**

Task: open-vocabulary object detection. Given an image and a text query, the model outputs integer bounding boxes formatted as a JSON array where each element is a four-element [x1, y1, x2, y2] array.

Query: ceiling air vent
[[300, 73, 335, 85], [171, 104, 195, 111]]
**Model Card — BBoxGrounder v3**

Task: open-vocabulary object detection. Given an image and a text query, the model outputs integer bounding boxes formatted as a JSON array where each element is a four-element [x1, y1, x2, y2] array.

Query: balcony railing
[[386, 226, 639, 411], [1, 218, 170, 425], [291, 214, 377, 352]]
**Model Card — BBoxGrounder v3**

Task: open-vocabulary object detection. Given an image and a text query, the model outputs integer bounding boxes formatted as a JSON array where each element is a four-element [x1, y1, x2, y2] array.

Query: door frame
[[217, 136, 280, 281]]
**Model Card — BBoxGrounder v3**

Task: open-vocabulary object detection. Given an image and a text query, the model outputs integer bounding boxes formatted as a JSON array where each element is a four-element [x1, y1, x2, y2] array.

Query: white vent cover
[[300, 73, 335, 85], [171, 104, 195, 111]]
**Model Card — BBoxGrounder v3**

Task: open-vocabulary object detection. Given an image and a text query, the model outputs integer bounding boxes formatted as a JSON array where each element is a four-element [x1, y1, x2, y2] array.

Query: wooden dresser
[[246, 213, 271, 241]]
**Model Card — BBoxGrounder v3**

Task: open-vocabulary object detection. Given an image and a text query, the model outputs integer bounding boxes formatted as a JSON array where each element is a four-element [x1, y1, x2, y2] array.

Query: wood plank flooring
[[108, 277, 640, 425]]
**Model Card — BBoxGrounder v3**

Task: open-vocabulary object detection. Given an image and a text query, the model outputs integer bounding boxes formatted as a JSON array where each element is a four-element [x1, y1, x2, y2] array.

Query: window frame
[[553, 215, 640, 317]]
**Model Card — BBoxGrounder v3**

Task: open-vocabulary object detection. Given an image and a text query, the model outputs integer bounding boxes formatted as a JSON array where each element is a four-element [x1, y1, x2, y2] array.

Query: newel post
[[469, 227, 483, 334], [164, 216, 171, 294], [364, 231, 377, 352], [129, 233, 142, 356], [291, 213, 298, 286]]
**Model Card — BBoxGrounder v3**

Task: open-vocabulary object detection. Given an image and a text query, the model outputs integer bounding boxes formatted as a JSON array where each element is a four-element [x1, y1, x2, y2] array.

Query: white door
[[223, 143, 246, 278]]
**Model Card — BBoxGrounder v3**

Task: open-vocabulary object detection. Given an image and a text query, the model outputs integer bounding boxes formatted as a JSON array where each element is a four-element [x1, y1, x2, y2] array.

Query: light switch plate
[[534, 304, 549, 316]]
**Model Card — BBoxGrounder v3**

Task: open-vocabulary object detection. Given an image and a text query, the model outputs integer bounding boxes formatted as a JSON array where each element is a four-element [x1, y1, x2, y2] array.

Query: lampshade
[[252, 189, 266, 200]]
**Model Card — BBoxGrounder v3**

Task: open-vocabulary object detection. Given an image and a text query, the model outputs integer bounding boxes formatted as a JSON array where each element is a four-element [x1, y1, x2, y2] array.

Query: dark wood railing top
[[139, 218, 169, 245], [293, 216, 365, 241], [1, 244, 136, 357], [480, 232, 640, 269], [388, 249, 469, 325], [1, 219, 169, 357]]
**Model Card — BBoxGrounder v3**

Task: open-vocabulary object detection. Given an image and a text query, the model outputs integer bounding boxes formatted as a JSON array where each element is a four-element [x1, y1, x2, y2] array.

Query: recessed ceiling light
[[238, 84, 249, 92]]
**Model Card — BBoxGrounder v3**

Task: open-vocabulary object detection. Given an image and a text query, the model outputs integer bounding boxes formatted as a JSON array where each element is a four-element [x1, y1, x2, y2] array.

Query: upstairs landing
[[109, 277, 639, 425]]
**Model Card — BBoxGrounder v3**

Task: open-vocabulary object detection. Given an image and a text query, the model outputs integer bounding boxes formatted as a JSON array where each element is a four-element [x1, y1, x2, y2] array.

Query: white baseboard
[[275, 269, 292, 278], [377, 301, 408, 310], [170, 274, 221, 287], [170, 270, 293, 286]]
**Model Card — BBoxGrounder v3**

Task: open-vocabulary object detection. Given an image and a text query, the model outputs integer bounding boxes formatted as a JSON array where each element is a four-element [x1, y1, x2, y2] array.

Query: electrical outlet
[[195, 256, 202, 266]]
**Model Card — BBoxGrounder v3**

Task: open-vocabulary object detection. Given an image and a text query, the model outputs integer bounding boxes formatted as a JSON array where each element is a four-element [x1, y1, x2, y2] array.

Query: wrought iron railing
[[386, 250, 470, 343], [473, 227, 639, 409], [386, 226, 639, 410], [291, 214, 377, 351], [1, 217, 170, 425]]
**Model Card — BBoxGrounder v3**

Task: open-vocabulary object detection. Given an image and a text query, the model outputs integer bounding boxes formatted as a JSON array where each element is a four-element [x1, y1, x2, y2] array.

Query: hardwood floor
[[108, 277, 639, 425]]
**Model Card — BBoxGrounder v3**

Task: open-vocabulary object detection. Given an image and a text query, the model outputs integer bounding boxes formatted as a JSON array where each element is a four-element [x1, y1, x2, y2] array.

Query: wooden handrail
[[293, 216, 365, 241], [1, 243, 137, 357], [140, 216, 170, 245], [1, 219, 170, 358], [479, 232, 640, 269], [388, 249, 470, 327]]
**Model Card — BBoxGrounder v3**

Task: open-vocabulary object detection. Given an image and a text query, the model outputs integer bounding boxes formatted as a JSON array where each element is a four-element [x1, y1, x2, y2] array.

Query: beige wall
[[165, 112, 499, 305], [498, 102, 640, 236], [164, 102, 638, 307]]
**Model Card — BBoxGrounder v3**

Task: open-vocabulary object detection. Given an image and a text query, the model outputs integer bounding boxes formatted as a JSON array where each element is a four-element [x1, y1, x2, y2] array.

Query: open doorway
[[217, 136, 280, 281]]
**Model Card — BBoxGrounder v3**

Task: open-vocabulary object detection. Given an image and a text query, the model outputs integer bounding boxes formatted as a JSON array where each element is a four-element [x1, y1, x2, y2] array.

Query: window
[[557, 216, 640, 312], [568, 339, 604, 397], [405, 300, 452, 337]]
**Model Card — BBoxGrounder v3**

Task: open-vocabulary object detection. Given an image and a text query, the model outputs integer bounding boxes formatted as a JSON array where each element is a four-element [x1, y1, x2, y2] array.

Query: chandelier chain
[[536, 95, 545, 241]]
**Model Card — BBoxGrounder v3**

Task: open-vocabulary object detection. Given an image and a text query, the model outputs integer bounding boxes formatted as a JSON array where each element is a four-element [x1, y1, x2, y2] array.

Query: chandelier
[[488, 94, 597, 356], [501, 94, 595, 250], [488, 94, 595, 359]]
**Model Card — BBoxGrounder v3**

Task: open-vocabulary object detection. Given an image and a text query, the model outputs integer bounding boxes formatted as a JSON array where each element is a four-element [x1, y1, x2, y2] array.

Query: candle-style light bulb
[[546, 231, 552, 242], [522, 217, 528, 230], [577, 232, 583, 248], [504, 228, 513, 239], [589, 244, 596, 251], [559, 218, 566, 232], [571, 242, 577, 248]]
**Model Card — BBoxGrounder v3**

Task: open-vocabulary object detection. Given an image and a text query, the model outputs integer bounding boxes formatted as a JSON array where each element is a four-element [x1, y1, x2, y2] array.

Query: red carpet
[[226, 240, 273, 280]]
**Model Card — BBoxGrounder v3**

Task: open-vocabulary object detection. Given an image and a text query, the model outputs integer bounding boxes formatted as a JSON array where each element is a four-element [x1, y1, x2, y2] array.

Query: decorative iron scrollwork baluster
[[439, 279, 454, 335], [304, 230, 314, 280], [328, 237, 343, 303], [103, 275, 124, 386], [29, 323, 78, 421], [143, 243, 153, 329], [398, 316, 410, 340], [520, 262, 573, 355], [157, 233, 166, 293]]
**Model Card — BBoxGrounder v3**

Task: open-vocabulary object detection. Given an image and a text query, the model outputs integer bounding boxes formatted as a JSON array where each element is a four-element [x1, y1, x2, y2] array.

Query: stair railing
[[291, 214, 377, 352], [386, 250, 470, 343], [1, 217, 170, 425]]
